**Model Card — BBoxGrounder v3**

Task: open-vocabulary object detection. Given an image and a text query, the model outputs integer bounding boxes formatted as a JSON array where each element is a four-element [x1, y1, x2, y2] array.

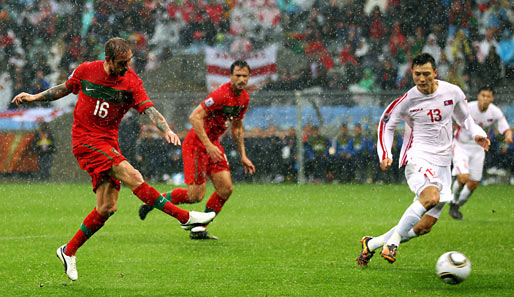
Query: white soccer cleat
[[181, 211, 216, 230], [56, 244, 78, 281]]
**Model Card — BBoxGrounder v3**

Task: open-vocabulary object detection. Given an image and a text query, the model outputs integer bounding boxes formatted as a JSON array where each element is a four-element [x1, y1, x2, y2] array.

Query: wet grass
[[0, 182, 513, 296]]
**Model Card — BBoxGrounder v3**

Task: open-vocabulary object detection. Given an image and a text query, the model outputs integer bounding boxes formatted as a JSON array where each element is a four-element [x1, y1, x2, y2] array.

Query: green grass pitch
[[0, 182, 513, 296]]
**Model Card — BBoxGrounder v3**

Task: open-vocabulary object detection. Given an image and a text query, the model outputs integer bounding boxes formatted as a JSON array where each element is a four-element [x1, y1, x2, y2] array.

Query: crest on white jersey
[[444, 99, 454, 106], [205, 97, 214, 107], [382, 113, 390, 123]]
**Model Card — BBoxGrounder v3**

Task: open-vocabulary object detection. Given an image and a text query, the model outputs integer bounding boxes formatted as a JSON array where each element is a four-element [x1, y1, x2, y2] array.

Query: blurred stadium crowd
[[2, 0, 514, 184], [124, 117, 514, 184], [1, 0, 514, 108]]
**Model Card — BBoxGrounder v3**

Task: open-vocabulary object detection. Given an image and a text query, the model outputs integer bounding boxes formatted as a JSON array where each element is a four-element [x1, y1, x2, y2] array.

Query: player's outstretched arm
[[143, 106, 180, 146], [189, 104, 224, 162], [11, 83, 71, 105], [231, 119, 255, 175]]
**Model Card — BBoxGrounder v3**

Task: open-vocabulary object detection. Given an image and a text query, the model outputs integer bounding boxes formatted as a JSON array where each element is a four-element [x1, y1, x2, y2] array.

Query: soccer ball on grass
[[436, 251, 471, 285]]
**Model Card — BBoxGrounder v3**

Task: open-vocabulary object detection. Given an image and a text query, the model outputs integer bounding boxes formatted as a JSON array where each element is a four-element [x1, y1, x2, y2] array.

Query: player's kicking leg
[[139, 188, 190, 220]]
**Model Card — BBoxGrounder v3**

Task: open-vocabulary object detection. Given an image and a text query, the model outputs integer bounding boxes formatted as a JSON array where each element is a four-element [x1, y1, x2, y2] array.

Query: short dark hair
[[478, 85, 495, 95], [104, 37, 131, 61], [230, 60, 251, 74], [412, 53, 436, 70]]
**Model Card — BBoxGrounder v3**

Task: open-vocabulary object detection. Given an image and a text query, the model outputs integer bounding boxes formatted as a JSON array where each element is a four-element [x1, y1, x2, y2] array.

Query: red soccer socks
[[162, 188, 190, 205], [134, 182, 189, 223], [66, 208, 108, 256], [205, 192, 228, 214]]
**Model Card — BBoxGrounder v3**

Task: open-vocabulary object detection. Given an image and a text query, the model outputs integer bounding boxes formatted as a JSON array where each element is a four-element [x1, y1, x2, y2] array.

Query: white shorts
[[451, 142, 485, 181], [404, 158, 452, 204]]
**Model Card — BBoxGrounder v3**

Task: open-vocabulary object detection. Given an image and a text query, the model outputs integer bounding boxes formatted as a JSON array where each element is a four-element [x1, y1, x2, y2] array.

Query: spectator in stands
[[486, 1, 509, 33], [367, 6, 387, 53], [437, 52, 450, 81], [448, 53, 468, 91], [499, 126, 514, 184], [452, 29, 472, 63], [279, 127, 297, 182], [354, 37, 370, 66], [378, 59, 397, 91], [482, 45, 502, 86], [408, 27, 425, 59], [358, 67, 376, 93], [448, 0, 473, 37], [389, 21, 409, 64], [497, 29, 514, 79], [330, 123, 352, 183], [31, 122, 56, 180], [304, 126, 330, 182], [478, 28, 499, 63], [326, 69, 346, 91], [422, 33, 442, 65], [149, 10, 181, 61], [349, 123, 369, 183], [263, 125, 283, 182]]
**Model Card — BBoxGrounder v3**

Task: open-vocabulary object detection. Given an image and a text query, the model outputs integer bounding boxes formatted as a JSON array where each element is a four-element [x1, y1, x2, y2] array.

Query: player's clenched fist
[[380, 158, 393, 171]]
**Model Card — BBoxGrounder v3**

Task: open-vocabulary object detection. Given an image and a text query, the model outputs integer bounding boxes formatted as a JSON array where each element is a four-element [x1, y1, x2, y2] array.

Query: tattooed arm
[[143, 106, 181, 146], [11, 83, 72, 105]]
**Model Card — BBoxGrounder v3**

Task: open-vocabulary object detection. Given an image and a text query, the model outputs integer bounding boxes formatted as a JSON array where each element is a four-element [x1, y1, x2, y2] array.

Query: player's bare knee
[[189, 194, 204, 203], [457, 174, 469, 185], [97, 204, 117, 217], [420, 187, 439, 209], [218, 186, 233, 199], [467, 181, 479, 191], [128, 169, 145, 188]]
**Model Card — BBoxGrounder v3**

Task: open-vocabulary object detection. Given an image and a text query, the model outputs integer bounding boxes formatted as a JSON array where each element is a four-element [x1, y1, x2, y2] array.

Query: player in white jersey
[[449, 86, 513, 219], [356, 53, 490, 267]]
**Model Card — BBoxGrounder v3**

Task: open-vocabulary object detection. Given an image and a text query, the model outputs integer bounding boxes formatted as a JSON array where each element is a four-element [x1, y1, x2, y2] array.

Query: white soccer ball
[[436, 251, 471, 285]]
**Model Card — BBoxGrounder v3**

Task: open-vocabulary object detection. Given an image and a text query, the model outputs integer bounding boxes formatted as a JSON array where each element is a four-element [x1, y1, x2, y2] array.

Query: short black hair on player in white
[[230, 60, 251, 74], [412, 53, 437, 70], [478, 85, 495, 95]]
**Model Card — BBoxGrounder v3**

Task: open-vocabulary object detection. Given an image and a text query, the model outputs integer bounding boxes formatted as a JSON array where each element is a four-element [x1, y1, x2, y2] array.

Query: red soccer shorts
[[182, 136, 230, 185], [72, 143, 126, 192]]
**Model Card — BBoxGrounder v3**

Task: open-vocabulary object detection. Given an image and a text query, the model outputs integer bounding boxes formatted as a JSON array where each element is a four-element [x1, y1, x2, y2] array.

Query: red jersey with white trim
[[377, 80, 486, 167], [454, 101, 510, 145], [65, 61, 154, 147], [190, 82, 249, 143]]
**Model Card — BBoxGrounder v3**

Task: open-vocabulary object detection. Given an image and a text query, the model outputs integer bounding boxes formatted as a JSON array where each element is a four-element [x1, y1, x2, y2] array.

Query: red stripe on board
[[0, 111, 25, 118], [207, 64, 276, 76]]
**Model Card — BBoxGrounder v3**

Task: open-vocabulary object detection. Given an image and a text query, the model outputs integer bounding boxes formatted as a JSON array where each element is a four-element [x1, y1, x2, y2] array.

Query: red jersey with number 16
[[192, 82, 249, 143], [65, 61, 154, 148]]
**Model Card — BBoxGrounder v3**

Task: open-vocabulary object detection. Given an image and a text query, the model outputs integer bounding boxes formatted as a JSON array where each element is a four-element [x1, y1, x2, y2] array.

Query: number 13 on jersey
[[94, 100, 109, 118], [427, 109, 441, 122]]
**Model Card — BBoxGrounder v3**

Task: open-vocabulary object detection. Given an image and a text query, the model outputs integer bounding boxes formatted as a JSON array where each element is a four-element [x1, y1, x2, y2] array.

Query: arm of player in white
[[496, 111, 513, 144], [453, 96, 488, 150], [377, 99, 404, 165]]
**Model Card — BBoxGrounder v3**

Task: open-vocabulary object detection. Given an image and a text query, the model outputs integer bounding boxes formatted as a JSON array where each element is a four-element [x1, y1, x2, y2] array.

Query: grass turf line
[[0, 183, 513, 296]]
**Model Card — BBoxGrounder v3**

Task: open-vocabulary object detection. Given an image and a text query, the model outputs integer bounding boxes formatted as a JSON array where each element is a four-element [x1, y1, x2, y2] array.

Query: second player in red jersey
[[139, 60, 255, 240]]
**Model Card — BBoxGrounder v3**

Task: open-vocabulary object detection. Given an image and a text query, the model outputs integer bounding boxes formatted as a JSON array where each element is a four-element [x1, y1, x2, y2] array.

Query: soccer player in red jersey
[[11, 37, 215, 281], [138, 60, 256, 240]]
